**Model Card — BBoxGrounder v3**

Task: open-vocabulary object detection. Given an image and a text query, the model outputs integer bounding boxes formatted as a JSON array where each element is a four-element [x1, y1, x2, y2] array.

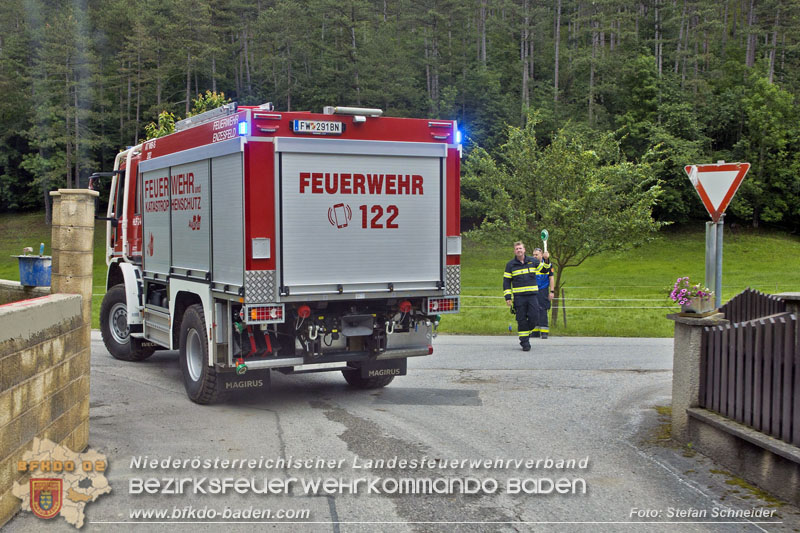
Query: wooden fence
[[718, 287, 786, 323], [700, 289, 799, 446]]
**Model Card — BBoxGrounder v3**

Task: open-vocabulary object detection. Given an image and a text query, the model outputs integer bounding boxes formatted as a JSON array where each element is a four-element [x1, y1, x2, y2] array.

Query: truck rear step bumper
[[229, 346, 430, 371]]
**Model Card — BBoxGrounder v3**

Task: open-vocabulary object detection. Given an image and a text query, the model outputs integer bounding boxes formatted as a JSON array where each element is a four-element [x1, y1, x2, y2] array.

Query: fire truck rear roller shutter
[[279, 148, 443, 295], [141, 168, 171, 275], [211, 153, 245, 287], [170, 159, 210, 273]]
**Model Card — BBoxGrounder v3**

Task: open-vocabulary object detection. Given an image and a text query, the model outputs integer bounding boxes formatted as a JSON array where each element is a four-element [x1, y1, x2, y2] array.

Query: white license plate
[[292, 120, 344, 135]]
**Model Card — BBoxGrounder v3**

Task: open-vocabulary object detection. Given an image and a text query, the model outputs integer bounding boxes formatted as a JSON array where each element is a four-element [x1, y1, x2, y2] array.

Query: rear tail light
[[426, 297, 459, 315], [244, 304, 285, 324]]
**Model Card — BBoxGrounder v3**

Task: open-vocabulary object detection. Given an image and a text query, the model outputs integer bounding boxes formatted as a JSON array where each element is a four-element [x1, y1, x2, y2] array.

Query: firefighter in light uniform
[[531, 247, 554, 339], [503, 241, 541, 351]]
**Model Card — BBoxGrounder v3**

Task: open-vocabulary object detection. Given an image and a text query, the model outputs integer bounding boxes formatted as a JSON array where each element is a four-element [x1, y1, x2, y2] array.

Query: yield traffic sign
[[684, 162, 750, 222]]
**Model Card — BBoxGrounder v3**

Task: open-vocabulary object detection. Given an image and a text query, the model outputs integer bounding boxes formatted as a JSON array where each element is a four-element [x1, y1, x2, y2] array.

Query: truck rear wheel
[[179, 304, 220, 404], [342, 369, 395, 389], [100, 284, 155, 361]]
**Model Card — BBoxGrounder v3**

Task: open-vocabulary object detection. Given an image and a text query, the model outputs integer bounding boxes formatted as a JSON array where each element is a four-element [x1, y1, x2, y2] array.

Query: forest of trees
[[0, 0, 798, 229]]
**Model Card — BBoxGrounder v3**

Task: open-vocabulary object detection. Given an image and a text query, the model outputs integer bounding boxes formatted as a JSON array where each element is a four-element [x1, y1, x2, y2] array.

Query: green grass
[[3, 212, 800, 337], [0, 211, 107, 329], [438, 227, 800, 337]]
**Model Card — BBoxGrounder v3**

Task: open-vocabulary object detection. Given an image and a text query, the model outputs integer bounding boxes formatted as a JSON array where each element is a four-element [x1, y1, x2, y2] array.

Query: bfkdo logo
[[12, 438, 111, 528], [30, 478, 62, 519]]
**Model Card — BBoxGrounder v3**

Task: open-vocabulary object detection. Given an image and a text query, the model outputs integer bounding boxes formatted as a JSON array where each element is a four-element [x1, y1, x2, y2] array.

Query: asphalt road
[[6, 333, 799, 532]]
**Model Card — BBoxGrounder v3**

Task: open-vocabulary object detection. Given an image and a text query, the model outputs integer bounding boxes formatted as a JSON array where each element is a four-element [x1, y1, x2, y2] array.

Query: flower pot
[[680, 298, 715, 315]]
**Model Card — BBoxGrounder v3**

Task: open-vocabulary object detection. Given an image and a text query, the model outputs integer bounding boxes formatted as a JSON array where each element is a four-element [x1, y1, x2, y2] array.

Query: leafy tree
[[190, 90, 231, 116], [0, 0, 36, 211], [254, 0, 313, 112], [615, 66, 712, 224], [22, 6, 96, 223], [144, 91, 231, 140], [463, 113, 663, 321], [731, 74, 799, 227], [144, 111, 176, 140]]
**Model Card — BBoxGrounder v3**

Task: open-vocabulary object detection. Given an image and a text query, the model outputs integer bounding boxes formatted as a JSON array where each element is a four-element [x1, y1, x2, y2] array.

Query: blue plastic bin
[[16, 255, 52, 287]]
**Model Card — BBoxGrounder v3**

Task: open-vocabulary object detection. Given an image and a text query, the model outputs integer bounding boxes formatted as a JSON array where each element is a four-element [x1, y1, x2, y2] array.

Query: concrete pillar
[[50, 189, 99, 346], [667, 312, 729, 441], [50, 192, 62, 292]]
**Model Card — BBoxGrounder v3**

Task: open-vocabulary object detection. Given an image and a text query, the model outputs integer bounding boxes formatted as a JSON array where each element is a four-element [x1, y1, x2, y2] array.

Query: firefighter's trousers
[[514, 293, 540, 345], [534, 289, 551, 334]]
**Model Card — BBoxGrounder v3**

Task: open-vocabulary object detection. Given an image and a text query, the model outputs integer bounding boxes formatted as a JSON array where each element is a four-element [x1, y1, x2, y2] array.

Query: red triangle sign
[[684, 162, 750, 222]]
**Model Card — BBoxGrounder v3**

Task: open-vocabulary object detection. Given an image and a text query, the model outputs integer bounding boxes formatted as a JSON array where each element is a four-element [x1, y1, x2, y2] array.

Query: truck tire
[[100, 284, 155, 361], [179, 304, 220, 404], [342, 369, 395, 389]]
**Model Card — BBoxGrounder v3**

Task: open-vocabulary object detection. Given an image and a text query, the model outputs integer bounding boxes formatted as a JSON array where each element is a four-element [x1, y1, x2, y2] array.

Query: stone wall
[[0, 189, 97, 527], [0, 280, 49, 306], [0, 294, 88, 526]]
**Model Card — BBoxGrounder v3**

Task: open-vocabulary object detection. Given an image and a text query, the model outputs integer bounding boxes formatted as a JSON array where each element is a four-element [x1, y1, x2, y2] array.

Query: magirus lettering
[[225, 380, 264, 390], [368, 369, 400, 377]]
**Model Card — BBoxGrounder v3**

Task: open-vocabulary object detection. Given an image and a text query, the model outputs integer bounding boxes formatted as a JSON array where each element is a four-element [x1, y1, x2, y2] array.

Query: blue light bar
[[238, 121, 248, 135]]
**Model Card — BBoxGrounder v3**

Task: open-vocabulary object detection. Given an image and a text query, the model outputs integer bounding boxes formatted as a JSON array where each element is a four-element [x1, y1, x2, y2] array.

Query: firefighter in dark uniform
[[503, 241, 541, 351], [531, 247, 554, 339]]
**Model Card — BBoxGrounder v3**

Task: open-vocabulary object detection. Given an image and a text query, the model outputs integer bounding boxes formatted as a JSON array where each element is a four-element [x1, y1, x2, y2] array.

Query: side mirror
[[95, 216, 119, 227]]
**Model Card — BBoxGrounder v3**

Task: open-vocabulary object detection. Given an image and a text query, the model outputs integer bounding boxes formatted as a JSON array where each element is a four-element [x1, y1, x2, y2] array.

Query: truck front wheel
[[179, 304, 220, 404], [100, 284, 155, 361], [342, 369, 395, 389]]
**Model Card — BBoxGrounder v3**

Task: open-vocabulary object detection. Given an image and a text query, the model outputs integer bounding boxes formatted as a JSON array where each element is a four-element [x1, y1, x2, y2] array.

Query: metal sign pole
[[705, 217, 724, 309], [715, 215, 724, 308], [705, 221, 716, 304]]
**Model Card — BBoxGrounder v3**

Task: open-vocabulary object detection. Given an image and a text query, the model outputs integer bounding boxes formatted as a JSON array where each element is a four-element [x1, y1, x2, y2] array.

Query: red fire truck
[[94, 103, 461, 403]]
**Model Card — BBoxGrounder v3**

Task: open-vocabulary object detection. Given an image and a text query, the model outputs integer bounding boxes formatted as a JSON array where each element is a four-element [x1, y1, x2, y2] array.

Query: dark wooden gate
[[700, 289, 799, 446]]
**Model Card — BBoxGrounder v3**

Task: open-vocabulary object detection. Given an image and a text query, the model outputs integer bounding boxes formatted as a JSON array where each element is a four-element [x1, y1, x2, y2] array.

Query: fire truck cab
[[98, 103, 461, 404]]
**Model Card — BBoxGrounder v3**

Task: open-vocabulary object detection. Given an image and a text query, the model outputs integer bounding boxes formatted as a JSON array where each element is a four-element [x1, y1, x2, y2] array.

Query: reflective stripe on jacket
[[503, 256, 541, 300]]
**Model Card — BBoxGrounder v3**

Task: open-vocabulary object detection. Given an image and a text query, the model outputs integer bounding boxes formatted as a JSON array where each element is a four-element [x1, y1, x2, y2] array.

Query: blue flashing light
[[455, 129, 462, 144], [238, 121, 248, 135]]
